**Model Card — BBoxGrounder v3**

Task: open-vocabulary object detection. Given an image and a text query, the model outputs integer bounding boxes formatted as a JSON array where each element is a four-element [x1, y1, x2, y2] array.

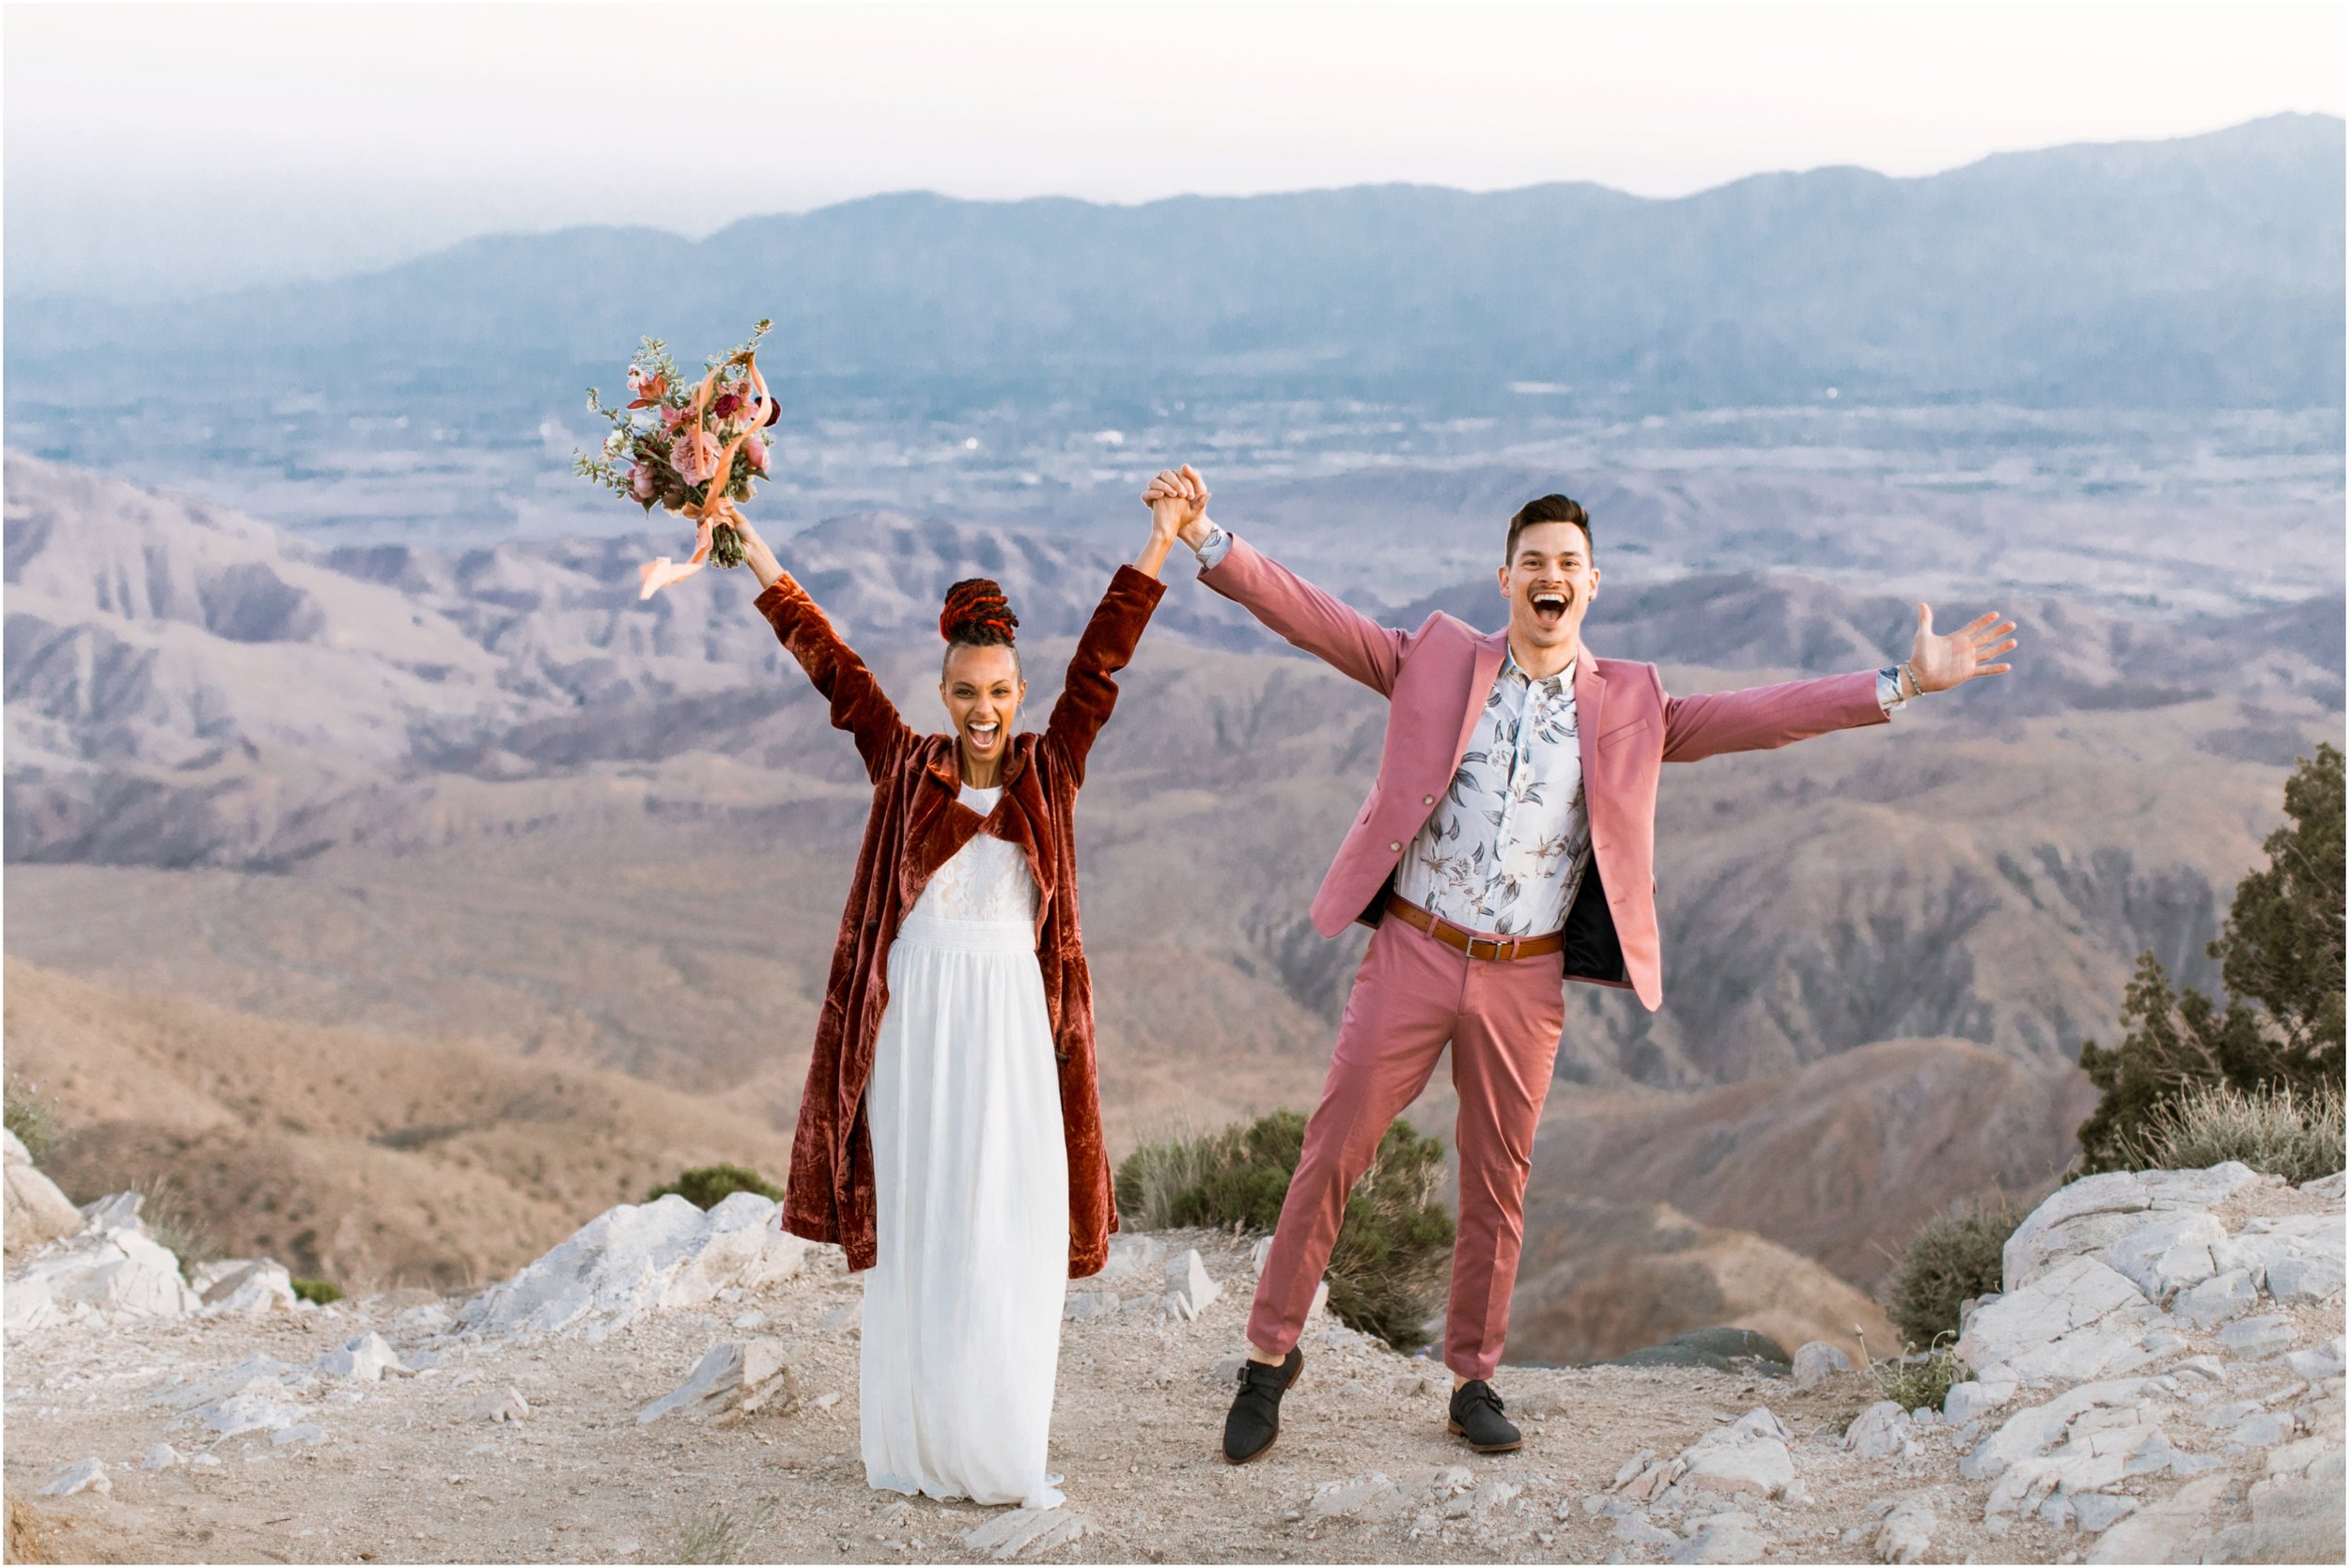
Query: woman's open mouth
[[1531, 590, 1569, 629], [966, 719, 1001, 750]]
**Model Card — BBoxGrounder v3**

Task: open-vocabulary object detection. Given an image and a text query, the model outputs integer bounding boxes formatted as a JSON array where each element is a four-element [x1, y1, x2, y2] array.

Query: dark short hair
[[1506, 495, 1592, 560]]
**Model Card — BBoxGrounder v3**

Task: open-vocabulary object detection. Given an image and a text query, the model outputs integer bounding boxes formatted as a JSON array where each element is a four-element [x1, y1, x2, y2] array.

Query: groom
[[1143, 465, 2018, 1462]]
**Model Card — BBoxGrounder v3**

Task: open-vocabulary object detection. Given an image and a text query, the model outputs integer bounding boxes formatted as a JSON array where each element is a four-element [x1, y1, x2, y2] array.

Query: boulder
[[1675, 1408, 1796, 1502], [2201, 1466, 2347, 1564], [3, 1137, 86, 1257], [314, 1331, 407, 1382], [1954, 1255, 2161, 1387], [1843, 1401, 1911, 1461], [8, 1224, 199, 1325], [38, 1458, 109, 1497], [1161, 1250, 1221, 1321], [457, 1192, 808, 1340], [1790, 1341, 1851, 1389], [2172, 1267, 2259, 1329], [637, 1339, 796, 1425], [201, 1260, 298, 1316], [2105, 1212, 2226, 1302], [1874, 1499, 1935, 1563], [1097, 1234, 1165, 1286], [2217, 1314, 2295, 1358]]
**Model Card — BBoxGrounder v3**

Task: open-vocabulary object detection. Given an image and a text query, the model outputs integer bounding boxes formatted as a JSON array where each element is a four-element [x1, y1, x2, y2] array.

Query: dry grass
[[661, 1500, 775, 1565], [2120, 1079, 2346, 1185]]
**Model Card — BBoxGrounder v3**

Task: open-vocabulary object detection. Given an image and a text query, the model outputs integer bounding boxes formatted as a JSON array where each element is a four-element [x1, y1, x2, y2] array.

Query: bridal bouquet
[[573, 318, 779, 598]]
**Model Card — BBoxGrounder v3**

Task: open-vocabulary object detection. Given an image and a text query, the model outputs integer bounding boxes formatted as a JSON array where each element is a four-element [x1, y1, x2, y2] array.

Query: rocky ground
[[5, 1131, 2343, 1565]]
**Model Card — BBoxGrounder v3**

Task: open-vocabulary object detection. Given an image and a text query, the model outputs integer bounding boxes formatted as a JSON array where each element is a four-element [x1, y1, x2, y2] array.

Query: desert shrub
[[2118, 1079, 2345, 1184], [1856, 1327, 1967, 1411], [1114, 1110, 1455, 1350], [646, 1164, 785, 1209], [5, 1075, 61, 1164], [665, 1500, 774, 1565], [134, 1173, 219, 1280], [2078, 744, 2344, 1172], [1885, 1193, 2017, 1347], [291, 1278, 344, 1306]]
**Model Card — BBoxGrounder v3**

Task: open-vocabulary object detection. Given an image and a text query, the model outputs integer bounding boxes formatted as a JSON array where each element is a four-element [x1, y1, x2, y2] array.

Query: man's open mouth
[[1531, 591, 1569, 629]]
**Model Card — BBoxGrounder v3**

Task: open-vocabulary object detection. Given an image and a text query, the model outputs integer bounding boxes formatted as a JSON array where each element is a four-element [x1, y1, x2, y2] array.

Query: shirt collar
[[1500, 648, 1576, 696]]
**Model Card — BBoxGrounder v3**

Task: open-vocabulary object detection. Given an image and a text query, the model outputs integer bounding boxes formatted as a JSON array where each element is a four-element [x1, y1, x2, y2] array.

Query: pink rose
[[670, 427, 720, 486], [628, 464, 655, 501], [741, 433, 769, 474], [710, 390, 743, 420]]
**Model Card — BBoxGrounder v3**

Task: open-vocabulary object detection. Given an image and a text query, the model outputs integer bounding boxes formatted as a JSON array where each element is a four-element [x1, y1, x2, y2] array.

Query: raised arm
[[738, 520, 915, 781], [1660, 602, 2019, 762], [1144, 465, 1407, 697], [1042, 500, 1174, 784]]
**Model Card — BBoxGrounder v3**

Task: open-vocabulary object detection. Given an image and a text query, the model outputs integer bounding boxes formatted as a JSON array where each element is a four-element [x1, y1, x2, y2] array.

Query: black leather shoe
[[1221, 1347, 1304, 1464], [1448, 1380, 1523, 1452]]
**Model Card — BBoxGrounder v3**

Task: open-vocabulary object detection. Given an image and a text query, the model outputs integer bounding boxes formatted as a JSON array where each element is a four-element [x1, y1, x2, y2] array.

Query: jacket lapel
[[1450, 628, 1511, 775], [1574, 644, 1608, 798]]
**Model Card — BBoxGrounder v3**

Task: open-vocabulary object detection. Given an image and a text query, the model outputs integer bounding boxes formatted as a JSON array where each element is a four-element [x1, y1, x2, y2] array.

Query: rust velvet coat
[[757, 564, 1166, 1279]]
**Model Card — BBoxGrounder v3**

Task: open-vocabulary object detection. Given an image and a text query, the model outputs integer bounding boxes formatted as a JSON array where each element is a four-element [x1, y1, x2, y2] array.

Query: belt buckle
[[1467, 931, 1517, 962]]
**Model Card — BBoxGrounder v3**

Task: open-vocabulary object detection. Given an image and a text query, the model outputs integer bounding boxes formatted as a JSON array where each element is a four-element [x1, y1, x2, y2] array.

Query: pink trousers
[[1246, 911, 1565, 1381]]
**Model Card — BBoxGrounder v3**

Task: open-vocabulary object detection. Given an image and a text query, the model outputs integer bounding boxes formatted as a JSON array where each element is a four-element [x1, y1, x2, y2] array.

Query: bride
[[734, 493, 1183, 1508]]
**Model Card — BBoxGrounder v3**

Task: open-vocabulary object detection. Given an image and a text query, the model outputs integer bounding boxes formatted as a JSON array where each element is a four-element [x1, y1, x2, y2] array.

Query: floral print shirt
[[1392, 651, 1593, 939]]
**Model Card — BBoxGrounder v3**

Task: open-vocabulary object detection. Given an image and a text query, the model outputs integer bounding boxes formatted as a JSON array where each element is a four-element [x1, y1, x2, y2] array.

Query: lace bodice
[[907, 785, 1040, 924]]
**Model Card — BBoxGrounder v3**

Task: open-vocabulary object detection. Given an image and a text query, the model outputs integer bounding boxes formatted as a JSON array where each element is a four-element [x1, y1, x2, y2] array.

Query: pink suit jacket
[[1199, 535, 1890, 1010]]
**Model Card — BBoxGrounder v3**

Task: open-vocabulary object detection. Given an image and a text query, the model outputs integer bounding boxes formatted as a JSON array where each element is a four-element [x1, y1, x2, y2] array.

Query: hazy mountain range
[[15, 114, 2341, 413]]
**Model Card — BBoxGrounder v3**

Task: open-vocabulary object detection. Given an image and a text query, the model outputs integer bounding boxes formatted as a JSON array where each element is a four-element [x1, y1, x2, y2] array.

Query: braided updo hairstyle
[[939, 577, 1021, 679]]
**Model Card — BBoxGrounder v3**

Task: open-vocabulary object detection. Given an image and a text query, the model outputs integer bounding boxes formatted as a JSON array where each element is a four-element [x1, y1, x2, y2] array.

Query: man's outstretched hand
[[1910, 604, 2019, 692], [1143, 465, 1213, 549]]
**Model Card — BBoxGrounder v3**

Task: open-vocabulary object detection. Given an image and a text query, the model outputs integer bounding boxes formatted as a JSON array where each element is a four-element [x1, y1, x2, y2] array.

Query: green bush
[[1115, 1110, 1455, 1351], [645, 1164, 786, 1210], [1856, 1327, 1968, 1412], [4, 1075, 60, 1164], [2078, 744, 2345, 1172], [291, 1278, 344, 1306], [2118, 1079, 2345, 1184], [1884, 1195, 2016, 1348]]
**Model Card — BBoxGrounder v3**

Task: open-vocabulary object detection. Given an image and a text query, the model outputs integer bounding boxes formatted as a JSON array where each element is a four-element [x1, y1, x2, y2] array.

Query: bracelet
[[1901, 660, 1921, 699]]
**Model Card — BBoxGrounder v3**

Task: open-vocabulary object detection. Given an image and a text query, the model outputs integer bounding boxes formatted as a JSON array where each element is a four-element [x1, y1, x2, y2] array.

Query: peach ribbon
[[637, 350, 772, 599]]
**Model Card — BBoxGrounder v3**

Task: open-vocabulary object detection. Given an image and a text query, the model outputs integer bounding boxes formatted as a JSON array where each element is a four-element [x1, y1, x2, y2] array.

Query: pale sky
[[7, 1, 2343, 297]]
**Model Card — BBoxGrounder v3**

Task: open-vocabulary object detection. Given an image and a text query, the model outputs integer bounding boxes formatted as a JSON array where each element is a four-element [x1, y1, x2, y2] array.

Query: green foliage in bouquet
[[574, 319, 776, 571]]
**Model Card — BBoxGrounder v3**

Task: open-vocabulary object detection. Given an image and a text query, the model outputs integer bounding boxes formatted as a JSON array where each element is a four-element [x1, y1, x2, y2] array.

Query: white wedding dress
[[861, 783, 1071, 1510]]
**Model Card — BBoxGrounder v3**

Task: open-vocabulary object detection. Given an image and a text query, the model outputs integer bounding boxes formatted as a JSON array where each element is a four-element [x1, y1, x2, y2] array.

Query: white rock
[[2071, 1493, 2137, 1532], [197, 1259, 298, 1316], [818, 1298, 862, 1335], [963, 1507, 1090, 1560], [2218, 1314, 2296, 1358], [457, 1193, 807, 1340], [2228, 1412, 2295, 1448], [2295, 1170, 2346, 1200], [1961, 1377, 2157, 1481], [272, 1422, 326, 1446], [2002, 1172, 2152, 1288], [314, 1330, 405, 1382], [2173, 1267, 2260, 1329], [1843, 1401, 1911, 1461], [636, 1339, 795, 1424], [1304, 1471, 1405, 1523], [1944, 1378, 2015, 1423], [1613, 1513, 1678, 1546], [2085, 1469, 2231, 1564], [1062, 1289, 1118, 1321], [2266, 1250, 2346, 1304], [1874, 1499, 1935, 1563], [471, 1385, 529, 1422], [1669, 1509, 1769, 1564], [1790, 1341, 1850, 1389], [1097, 1233, 1165, 1285], [2138, 1161, 2265, 1210], [2283, 1336, 2346, 1381], [9, 1226, 200, 1324], [141, 1443, 181, 1470], [78, 1191, 145, 1236], [2105, 1211, 2226, 1301], [39, 1457, 110, 1497], [1956, 1254, 2162, 1386], [1161, 1250, 1221, 1321], [2, 1128, 26, 1163], [4, 1150, 86, 1255], [390, 1301, 455, 1340]]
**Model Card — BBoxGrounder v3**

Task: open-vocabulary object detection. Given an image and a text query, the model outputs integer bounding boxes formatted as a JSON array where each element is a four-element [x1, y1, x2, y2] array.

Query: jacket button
[[1389, 841, 1403, 852], [1423, 794, 1436, 805]]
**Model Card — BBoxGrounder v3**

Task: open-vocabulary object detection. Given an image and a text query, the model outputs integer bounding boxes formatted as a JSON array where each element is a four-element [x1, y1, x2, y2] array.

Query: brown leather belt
[[1385, 893, 1563, 962]]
